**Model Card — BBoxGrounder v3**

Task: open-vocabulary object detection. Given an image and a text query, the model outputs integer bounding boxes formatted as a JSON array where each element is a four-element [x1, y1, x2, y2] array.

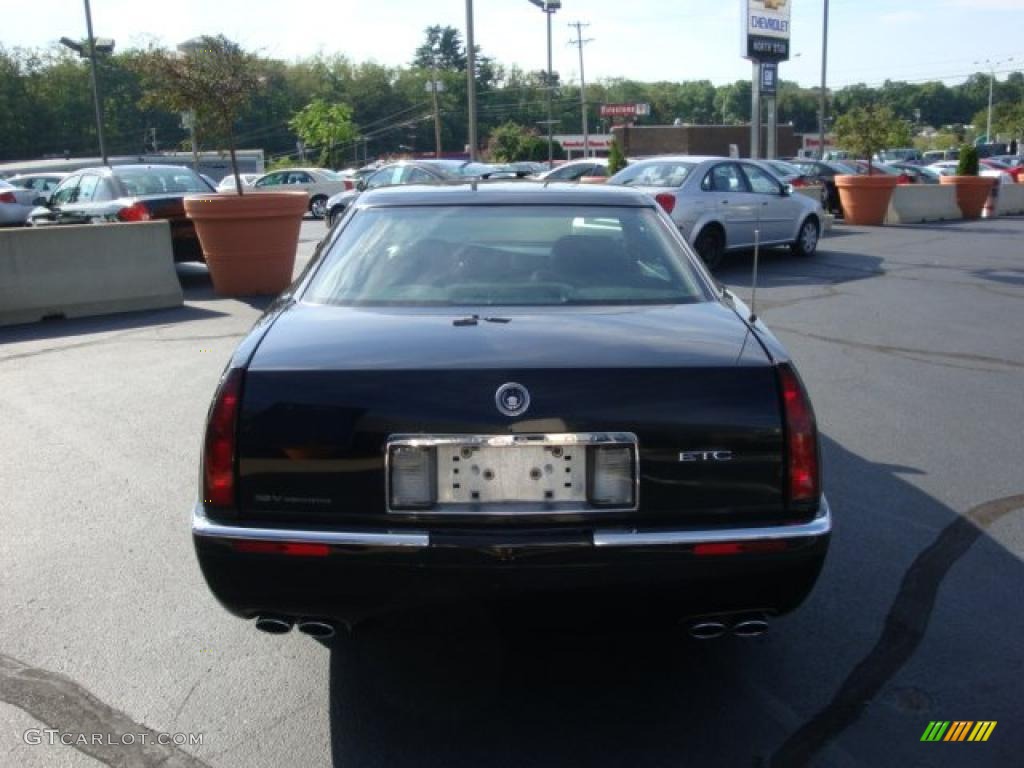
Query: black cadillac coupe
[[193, 183, 830, 641]]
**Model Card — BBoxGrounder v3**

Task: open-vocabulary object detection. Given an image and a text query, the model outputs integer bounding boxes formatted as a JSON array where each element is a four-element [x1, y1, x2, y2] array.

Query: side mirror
[[356, 179, 367, 192], [782, 184, 793, 197], [33, 195, 50, 207]]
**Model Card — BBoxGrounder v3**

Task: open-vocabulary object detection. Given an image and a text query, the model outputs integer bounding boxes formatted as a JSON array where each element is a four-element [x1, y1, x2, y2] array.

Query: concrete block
[[0, 221, 183, 327], [998, 183, 1024, 216], [885, 185, 961, 225]]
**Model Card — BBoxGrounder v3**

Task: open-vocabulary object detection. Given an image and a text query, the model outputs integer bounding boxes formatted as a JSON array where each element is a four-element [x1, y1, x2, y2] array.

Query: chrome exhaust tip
[[687, 620, 728, 640], [296, 620, 336, 640], [254, 615, 294, 635], [732, 616, 769, 638]]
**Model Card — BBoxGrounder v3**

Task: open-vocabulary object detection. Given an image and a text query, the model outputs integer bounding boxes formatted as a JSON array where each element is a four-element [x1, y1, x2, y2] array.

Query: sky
[[5, 0, 1024, 89]]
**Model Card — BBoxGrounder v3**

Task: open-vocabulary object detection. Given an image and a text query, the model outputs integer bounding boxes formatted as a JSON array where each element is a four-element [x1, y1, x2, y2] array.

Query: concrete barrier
[[885, 185, 961, 225], [0, 221, 183, 327], [999, 183, 1024, 216]]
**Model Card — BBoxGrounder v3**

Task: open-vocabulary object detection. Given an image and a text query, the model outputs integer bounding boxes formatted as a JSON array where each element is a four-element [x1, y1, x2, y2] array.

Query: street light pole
[[82, 0, 108, 165], [818, 0, 829, 160], [568, 22, 592, 159], [546, 9, 554, 164], [975, 57, 1014, 144], [465, 0, 479, 161]]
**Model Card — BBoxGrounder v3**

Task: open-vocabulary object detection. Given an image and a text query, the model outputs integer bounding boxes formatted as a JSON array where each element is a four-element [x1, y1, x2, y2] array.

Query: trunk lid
[[235, 301, 787, 528]]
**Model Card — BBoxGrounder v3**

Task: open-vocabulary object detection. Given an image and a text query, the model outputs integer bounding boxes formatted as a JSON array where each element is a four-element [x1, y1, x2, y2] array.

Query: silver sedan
[[608, 156, 824, 269], [0, 179, 40, 226]]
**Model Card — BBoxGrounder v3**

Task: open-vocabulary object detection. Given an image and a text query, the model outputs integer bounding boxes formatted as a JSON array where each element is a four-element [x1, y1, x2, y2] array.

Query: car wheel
[[694, 226, 726, 271], [310, 195, 328, 219], [791, 217, 820, 258]]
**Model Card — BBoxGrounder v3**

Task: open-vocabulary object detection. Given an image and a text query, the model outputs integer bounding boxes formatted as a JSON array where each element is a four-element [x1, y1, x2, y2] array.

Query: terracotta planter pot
[[834, 174, 899, 226], [184, 191, 308, 296], [939, 175, 994, 220]]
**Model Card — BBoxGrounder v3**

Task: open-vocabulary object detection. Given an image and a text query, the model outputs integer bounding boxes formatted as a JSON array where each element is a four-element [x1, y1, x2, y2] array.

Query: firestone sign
[[742, 0, 791, 62], [599, 103, 651, 118]]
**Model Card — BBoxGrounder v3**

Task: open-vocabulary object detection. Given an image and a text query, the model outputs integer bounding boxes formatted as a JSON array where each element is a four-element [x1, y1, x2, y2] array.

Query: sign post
[[742, 0, 790, 159]]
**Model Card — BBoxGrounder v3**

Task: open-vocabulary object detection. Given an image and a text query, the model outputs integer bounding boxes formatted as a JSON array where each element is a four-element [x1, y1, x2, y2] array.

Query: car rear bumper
[[192, 498, 831, 625]]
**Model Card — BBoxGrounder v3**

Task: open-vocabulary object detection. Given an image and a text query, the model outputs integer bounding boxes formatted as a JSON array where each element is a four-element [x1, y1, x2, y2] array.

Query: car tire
[[310, 195, 328, 219], [694, 226, 726, 271], [791, 216, 820, 258]]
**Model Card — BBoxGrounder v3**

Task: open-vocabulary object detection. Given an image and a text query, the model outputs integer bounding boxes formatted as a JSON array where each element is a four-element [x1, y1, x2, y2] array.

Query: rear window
[[609, 162, 695, 188], [306, 205, 709, 307], [113, 168, 209, 196]]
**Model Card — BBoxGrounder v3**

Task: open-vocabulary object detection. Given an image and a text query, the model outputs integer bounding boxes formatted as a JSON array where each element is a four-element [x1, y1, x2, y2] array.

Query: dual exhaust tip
[[254, 615, 336, 640], [687, 614, 769, 640]]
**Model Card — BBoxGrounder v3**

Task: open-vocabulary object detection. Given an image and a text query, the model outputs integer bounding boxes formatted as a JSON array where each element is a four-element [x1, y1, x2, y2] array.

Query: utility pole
[[429, 67, 443, 158], [974, 57, 1014, 144], [568, 22, 593, 159], [818, 0, 830, 159], [465, 0, 479, 161]]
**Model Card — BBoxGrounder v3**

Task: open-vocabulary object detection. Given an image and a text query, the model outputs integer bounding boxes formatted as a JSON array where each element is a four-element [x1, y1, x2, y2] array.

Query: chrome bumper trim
[[592, 496, 832, 548], [192, 505, 430, 548]]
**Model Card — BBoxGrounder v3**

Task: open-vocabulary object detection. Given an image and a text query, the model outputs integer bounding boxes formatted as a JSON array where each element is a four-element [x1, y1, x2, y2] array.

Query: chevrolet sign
[[742, 0, 791, 60]]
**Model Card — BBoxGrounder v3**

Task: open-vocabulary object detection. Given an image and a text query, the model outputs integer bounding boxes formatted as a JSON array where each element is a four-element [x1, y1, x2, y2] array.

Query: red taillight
[[0, 191, 16, 204], [203, 369, 243, 509], [654, 193, 676, 214], [343, 180, 354, 191], [233, 541, 329, 557], [791, 177, 807, 187], [694, 541, 788, 557], [117, 202, 151, 222], [778, 364, 820, 506]]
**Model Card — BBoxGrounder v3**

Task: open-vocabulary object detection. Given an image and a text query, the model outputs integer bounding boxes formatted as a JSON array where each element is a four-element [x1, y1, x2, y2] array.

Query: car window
[[50, 175, 82, 206], [366, 167, 403, 189], [702, 163, 746, 193], [548, 164, 591, 180], [306, 205, 710, 307], [741, 164, 782, 195], [93, 178, 116, 202], [256, 172, 283, 187], [403, 167, 436, 183], [76, 175, 100, 203], [113, 168, 208, 195], [611, 162, 695, 188], [289, 172, 314, 184]]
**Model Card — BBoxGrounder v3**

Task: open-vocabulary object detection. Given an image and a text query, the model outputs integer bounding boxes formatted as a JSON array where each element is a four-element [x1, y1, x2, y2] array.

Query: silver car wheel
[[793, 218, 819, 258]]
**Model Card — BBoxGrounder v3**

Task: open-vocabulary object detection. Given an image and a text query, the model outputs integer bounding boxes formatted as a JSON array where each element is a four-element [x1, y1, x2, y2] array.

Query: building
[[0, 150, 265, 181], [612, 124, 801, 159]]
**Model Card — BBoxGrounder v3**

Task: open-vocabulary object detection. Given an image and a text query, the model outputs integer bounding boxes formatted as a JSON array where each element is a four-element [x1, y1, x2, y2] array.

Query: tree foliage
[[413, 26, 467, 72], [288, 99, 359, 167], [134, 35, 263, 191], [607, 137, 627, 175], [486, 121, 556, 162], [834, 105, 906, 170], [956, 144, 979, 176]]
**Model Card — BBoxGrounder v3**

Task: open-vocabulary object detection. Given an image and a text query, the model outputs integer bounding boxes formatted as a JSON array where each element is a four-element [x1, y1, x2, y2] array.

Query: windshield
[[609, 162, 696, 188], [305, 205, 709, 307], [113, 167, 210, 195]]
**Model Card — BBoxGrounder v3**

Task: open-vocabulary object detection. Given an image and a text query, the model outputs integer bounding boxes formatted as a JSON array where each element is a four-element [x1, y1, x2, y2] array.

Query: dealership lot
[[2, 218, 1022, 767]]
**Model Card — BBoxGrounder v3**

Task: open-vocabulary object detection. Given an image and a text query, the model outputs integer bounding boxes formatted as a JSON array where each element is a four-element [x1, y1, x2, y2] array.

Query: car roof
[[356, 181, 655, 208], [67, 164, 197, 176]]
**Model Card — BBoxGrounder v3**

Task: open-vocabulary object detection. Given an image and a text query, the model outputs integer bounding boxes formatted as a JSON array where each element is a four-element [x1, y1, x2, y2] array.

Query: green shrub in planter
[[956, 145, 979, 177]]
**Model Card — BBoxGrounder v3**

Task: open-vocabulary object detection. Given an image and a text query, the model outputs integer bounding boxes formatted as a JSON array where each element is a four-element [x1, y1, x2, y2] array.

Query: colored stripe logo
[[921, 721, 996, 742]]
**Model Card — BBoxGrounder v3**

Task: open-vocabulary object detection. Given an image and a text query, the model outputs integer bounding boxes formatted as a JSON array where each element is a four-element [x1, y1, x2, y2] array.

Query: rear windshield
[[113, 168, 210, 195], [305, 205, 710, 307], [610, 162, 695, 188]]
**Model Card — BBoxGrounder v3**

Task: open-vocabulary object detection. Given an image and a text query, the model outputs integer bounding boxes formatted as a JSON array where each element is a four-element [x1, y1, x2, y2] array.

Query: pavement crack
[[0, 653, 214, 768], [773, 326, 1024, 373], [770, 493, 1024, 767]]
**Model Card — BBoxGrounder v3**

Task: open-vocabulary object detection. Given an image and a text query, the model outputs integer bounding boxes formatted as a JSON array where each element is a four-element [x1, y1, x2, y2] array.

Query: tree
[[289, 99, 359, 168], [957, 144, 979, 176], [607, 137, 627, 175], [135, 36, 263, 192], [834, 105, 905, 170], [486, 121, 551, 162], [413, 26, 467, 72]]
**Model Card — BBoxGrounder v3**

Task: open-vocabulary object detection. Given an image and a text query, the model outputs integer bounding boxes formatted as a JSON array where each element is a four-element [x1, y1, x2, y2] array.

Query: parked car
[[0, 179, 40, 226], [250, 167, 350, 219], [888, 162, 942, 184], [753, 159, 829, 206], [5, 172, 69, 204], [875, 148, 922, 164], [785, 159, 862, 215], [980, 158, 1023, 183], [922, 149, 959, 163], [607, 156, 824, 269], [216, 173, 260, 193], [192, 182, 830, 639], [536, 158, 610, 182], [928, 160, 1013, 184], [324, 160, 482, 226], [849, 160, 913, 185], [28, 165, 213, 262]]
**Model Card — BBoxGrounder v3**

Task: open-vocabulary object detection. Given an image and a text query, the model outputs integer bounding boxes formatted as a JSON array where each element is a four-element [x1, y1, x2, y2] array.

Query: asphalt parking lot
[[2, 216, 1023, 768]]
